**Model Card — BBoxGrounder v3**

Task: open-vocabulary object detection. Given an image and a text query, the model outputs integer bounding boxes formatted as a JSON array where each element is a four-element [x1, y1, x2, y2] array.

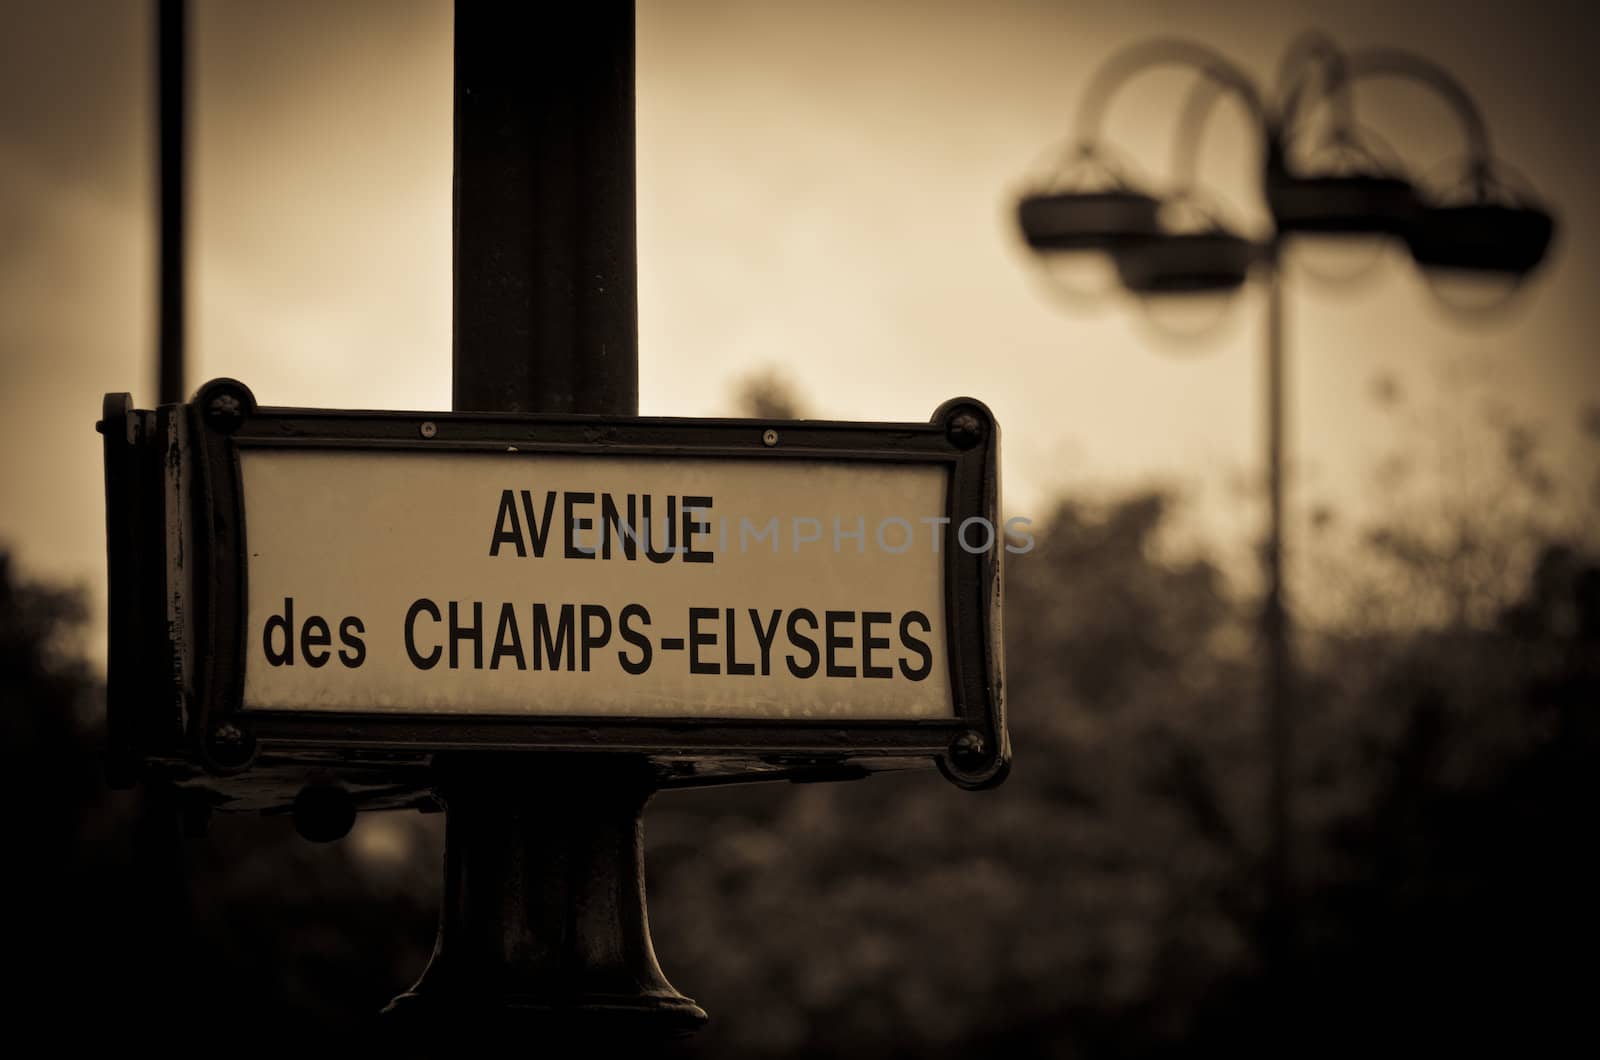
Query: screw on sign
[[946, 409, 986, 450], [207, 393, 241, 425]]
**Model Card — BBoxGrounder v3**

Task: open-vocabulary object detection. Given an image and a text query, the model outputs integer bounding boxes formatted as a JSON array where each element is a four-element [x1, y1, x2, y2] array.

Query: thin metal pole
[[157, 0, 186, 405], [1262, 253, 1294, 994], [386, 1, 703, 1041], [126, 0, 194, 1028]]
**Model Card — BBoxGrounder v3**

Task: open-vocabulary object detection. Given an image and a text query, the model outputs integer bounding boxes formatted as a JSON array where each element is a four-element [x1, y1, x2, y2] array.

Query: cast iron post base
[[383, 754, 706, 1041]]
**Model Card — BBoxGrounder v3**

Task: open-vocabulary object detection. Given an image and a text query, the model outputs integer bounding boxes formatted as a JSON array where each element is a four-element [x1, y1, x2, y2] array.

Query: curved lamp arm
[[1169, 30, 1333, 193], [1274, 31, 1352, 137], [1181, 32, 1357, 188], [1072, 37, 1266, 150], [1166, 41, 1498, 198], [1169, 74, 1265, 193], [1345, 47, 1493, 170]]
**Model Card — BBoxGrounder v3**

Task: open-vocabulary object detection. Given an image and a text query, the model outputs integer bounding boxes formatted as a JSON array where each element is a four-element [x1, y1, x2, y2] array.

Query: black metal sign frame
[[102, 378, 1009, 795]]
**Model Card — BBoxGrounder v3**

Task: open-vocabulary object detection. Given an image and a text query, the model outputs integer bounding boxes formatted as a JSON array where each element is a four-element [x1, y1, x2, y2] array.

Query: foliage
[[2, 551, 442, 1035], [732, 367, 811, 421], [649, 488, 1262, 1058]]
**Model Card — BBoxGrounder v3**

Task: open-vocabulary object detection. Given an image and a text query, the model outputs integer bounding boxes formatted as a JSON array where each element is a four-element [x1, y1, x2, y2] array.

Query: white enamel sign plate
[[240, 450, 955, 720]]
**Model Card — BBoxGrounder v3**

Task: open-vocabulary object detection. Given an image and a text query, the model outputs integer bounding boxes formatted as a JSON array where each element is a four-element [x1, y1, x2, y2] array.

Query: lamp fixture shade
[[1112, 230, 1258, 294], [1405, 202, 1555, 275], [1268, 172, 1418, 236], [1018, 189, 1164, 251]]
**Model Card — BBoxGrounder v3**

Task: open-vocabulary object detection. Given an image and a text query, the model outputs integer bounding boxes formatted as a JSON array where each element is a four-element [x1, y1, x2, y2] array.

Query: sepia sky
[[2, 0, 1597, 665]]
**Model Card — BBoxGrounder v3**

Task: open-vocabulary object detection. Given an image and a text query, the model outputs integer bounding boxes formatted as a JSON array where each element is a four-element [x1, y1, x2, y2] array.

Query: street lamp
[[1012, 31, 1557, 990]]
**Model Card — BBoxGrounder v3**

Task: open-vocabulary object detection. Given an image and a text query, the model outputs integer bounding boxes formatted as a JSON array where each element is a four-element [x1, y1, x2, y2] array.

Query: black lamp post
[[1013, 31, 1557, 997]]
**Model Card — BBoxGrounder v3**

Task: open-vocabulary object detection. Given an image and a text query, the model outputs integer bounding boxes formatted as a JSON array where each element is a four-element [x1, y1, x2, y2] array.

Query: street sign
[[102, 379, 1009, 797]]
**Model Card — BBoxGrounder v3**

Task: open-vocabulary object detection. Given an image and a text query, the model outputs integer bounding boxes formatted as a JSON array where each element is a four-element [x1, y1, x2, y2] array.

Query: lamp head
[[1407, 201, 1555, 276], [1018, 188, 1163, 251], [1267, 128, 1419, 237], [1269, 172, 1417, 236], [1111, 193, 1258, 295], [1015, 143, 1164, 253], [1112, 231, 1257, 294], [1406, 160, 1556, 277]]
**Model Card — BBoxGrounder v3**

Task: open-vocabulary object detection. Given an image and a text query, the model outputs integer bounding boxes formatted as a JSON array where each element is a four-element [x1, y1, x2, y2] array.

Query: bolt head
[[947, 411, 984, 450], [205, 721, 257, 771], [420, 421, 438, 439], [204, 392, 245, 432], [192, 379, 256, 433], [950, 730, 988, 770], [762, 428, 779, 447]]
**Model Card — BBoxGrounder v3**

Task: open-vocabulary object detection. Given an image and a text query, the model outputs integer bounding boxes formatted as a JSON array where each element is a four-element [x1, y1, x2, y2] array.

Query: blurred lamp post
[[1012, 33, 1556, 987]]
